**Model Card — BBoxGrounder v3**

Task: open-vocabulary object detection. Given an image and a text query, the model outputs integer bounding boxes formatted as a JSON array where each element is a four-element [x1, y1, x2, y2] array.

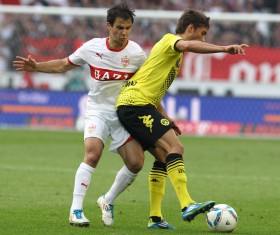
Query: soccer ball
[[206, 204, 238, 232]]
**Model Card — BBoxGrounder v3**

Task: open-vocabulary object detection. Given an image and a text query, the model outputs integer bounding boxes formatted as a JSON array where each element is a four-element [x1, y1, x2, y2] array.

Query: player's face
[[107, 17, 133, 49], [189, 26, 208, 42]]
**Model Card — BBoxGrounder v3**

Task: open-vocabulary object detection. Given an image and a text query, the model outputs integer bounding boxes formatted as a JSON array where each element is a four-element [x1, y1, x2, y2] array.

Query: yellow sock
[[149, 161, 167, 219], [166, 153, 194, 210]]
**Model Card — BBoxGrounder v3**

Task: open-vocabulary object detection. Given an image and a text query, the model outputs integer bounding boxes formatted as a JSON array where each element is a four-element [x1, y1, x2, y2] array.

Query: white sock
[[105, 165, 137, 204], [70, 162, 94, 212]]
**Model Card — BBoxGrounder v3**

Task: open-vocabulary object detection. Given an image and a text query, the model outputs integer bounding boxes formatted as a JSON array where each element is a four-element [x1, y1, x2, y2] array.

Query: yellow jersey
[[116, 33, 183, 108]]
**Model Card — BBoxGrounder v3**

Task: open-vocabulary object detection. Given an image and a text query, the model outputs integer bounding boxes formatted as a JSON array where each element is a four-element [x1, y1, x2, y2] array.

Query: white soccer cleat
[[69, 209, 90, 227], [97, 195, 114, 226]]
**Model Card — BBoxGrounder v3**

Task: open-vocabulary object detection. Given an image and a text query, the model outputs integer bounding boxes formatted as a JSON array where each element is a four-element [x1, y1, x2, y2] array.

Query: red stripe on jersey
[[123, 135, 134, 145], [89, 65, 135, 81]]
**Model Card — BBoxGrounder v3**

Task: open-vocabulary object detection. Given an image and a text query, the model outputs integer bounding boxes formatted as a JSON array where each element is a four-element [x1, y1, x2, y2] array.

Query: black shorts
[[117, 105, 174, 150]]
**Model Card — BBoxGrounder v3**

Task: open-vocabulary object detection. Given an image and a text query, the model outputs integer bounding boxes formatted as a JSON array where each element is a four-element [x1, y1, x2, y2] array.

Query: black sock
[[150, 216, 161, 222]]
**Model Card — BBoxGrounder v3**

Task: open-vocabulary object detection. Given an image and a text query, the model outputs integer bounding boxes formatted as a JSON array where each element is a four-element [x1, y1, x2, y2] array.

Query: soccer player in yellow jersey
[[116, 9, 248, 228]]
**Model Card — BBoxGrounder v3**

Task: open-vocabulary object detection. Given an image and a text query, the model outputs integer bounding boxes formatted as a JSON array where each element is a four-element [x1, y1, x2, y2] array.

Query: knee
[[84, 150, 101, 168], [126, 158, 144, 174], [174, 142, 184, 155]]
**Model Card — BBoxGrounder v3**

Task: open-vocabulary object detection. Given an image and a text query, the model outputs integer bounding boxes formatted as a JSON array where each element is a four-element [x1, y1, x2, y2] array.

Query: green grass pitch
[[0, 129, 279, 235]]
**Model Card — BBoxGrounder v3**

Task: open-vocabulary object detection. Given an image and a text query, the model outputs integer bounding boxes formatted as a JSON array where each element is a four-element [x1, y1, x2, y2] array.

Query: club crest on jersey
[[161, 119, 170, 126], [88, 124, 96, 134], [121, 56, 130, 68]]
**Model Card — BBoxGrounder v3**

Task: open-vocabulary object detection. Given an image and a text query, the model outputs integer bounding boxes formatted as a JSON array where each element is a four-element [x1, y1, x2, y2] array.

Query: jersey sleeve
[[163, 34, 182, 55], [137, 50, 147, 69], [68, 43, 88, 66]]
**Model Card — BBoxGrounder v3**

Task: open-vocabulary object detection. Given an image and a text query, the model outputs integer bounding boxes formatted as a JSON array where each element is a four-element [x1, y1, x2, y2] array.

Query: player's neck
[[107, 37, 128, 50]]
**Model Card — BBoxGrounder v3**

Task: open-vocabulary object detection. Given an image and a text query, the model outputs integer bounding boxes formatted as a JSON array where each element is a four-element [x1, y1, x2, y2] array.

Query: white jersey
[[68, 37, 146, 152], [68, 37, 146, 114]]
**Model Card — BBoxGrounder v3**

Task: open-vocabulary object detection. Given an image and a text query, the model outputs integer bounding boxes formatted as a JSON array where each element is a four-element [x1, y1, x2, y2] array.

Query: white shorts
[[84, 111, 130, 153]]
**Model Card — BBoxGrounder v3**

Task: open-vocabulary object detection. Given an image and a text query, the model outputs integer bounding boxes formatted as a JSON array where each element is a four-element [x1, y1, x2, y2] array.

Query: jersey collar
[[106, 37, 128, 52]]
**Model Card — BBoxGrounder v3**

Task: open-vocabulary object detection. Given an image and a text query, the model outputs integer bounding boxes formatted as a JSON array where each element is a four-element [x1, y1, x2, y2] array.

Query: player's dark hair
[[107, 2, 135, 26], [175, 9, 210, 34]]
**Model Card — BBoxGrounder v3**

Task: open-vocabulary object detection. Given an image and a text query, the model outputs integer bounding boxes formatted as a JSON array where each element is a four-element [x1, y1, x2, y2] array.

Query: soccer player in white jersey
[[13, 3, 176, 229]]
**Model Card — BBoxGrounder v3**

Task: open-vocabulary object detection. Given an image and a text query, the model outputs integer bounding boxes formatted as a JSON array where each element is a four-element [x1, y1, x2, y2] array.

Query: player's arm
[[157, 103, 182, 135], [175, 40, 248, 55], [13, 55, 76, 73]]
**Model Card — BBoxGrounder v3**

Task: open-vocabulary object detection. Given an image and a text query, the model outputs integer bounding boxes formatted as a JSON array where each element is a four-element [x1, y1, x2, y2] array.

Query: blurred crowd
[[0, 0, 280, 77], [1, 0, 280, 12]]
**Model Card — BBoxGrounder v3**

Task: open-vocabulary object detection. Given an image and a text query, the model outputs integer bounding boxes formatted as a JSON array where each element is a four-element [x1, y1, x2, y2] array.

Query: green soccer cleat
[[182, 201, 215, 222], [148, 218, 175, 229]]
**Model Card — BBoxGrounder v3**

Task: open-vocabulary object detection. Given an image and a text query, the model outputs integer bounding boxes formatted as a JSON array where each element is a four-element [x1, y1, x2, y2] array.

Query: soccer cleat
[[182, 201, 215, 222], [69, 209, 90, 227], [97, 195, 114, 226], [148, 218, 175, 229]]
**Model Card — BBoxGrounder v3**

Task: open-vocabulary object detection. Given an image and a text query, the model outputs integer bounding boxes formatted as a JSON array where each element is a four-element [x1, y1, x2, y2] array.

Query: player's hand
[[226, 44, 249, 55], [167, 117, 182, 136], [13, 55, 37, 72], [171, 121, 182, 136]]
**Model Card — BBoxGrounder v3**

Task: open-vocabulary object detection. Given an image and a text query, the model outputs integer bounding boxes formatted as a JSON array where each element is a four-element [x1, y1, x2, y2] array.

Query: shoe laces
[[73, 209, 83, 219], [158, 220, 169, 227], [188, 204, 198, 209], [103, 202, 114, 212], [149, 219, 174, 229]]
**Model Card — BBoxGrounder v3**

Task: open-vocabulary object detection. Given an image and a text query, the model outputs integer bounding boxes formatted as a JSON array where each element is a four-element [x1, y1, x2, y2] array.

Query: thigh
[[117, 138, 145, 173], [155, 128, 184, 155], [148, 147, 168, 163], [148, 128, 183, 161]]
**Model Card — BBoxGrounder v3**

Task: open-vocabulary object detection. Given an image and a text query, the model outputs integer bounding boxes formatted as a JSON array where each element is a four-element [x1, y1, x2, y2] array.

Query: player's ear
[[106, 22, 112, 30], [187, 24, 195, 34]]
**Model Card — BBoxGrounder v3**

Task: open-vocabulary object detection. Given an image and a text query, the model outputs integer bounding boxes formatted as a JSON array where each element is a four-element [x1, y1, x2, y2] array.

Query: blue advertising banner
[[0, 89, 87, 129], [162, 95, 280, 136], [162, 95, 280, 125], [1, 89, 280, 136]]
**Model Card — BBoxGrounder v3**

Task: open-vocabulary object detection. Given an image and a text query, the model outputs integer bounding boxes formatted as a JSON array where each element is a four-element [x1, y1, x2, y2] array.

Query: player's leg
[[97, 116, 144, 226], [117, 105, 214, 222], [118, 105, 194, 211], [109, 138, 144, 201], [97, 138, 144, 226], [70, 115, 109, 227], [155, 129, 193, 206], [155, 129, 215, 222], [70, 137, 104, 226], [147, 147, 174, 229]]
